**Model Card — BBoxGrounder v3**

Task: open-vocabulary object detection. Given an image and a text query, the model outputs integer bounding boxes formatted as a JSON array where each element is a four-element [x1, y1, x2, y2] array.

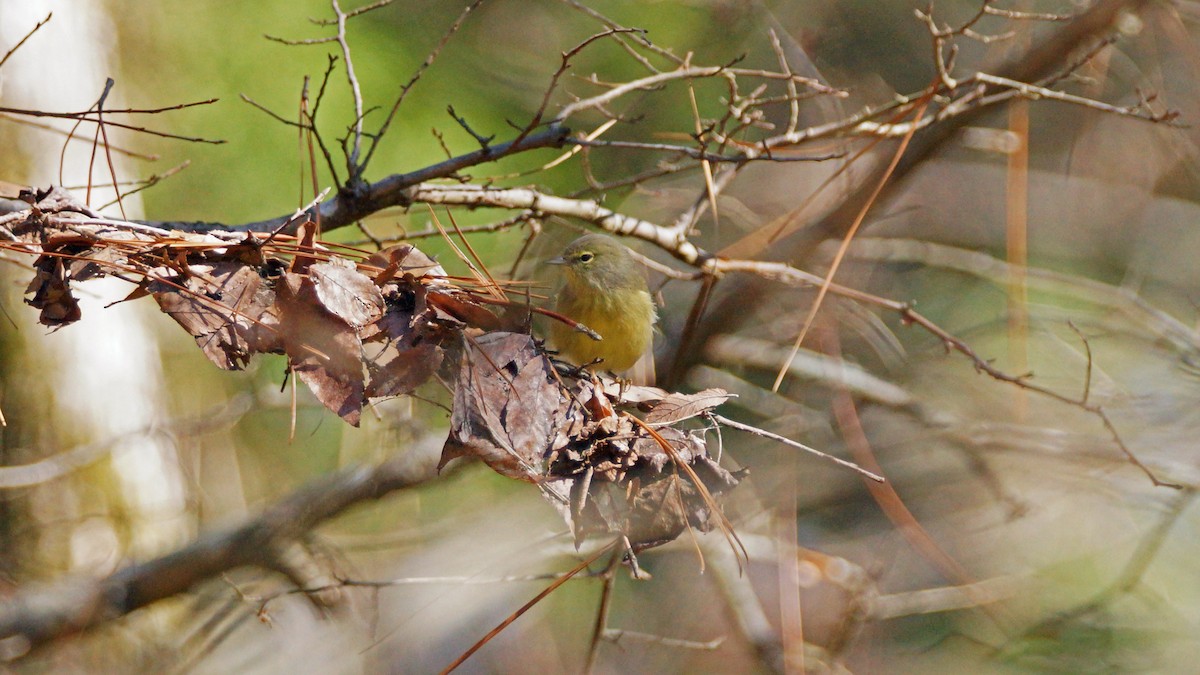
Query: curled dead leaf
[[367, 342, 442, 398], [440, 332, 573, 481], [25, 255, 81, 327]]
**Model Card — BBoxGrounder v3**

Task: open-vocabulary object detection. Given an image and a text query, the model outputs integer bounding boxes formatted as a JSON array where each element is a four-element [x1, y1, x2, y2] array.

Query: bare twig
[[520, 27, 648, 147], [711, 413, 885, 482], [601, 629, 725, 650], [360, 0, 485, 172], [565, 136, 841, 163], [555, 64, 838, 123], [443, 542, 615, 673], [560, 0, 682, 67], [0, 105, 224, 144], [0, 12, 52, 70], [772, 91, 932, 391], [329, 0, 364, 173]]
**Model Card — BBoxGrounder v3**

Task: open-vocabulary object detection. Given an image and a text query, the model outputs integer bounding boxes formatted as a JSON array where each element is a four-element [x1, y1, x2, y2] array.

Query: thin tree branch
[[0, 455, 437, 661]]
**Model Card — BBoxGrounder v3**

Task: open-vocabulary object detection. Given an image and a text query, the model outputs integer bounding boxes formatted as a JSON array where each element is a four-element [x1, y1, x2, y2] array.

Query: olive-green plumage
[[546, 234, 656, 373]]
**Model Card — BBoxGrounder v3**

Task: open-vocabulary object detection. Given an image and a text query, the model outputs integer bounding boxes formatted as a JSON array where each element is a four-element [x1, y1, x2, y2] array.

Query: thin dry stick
[[441, 542, 616, 674], [754, 247, 1181, 489], [560, 0, 683, 67], [584, 547, 622, 675], [1006, 96, 1030, 421], [686, 80, 719, 235], [600, 630, 724, 650], [444, 208, 506, 300], [778, 486, 805, 675], [772, 91, 933, 391], [5, 104, 224, 144], [487, 119, 619, 180], [241, 569, 606, 610], [0, 12, 51, 70], [78, 78, 113, 209], [520, 27, 646, 148], [711, 414, 884, 482], [1067, 320, 1092, 404], [769, 28, 802, 136], [299, 76, 322, 225], [94, 161, 192, 211], [94, 82, 128, 221], [361, 0, 485, 172], [894, 304, 1181, 489], [664, 265, 717, 389], [426, 206, 502, 301], [0, 112, 160, 160], [330, 0, 364, 170]]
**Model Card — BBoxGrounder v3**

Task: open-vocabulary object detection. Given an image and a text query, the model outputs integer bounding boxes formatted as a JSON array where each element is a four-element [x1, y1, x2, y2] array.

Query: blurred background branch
[[0, 452, 436, 660]]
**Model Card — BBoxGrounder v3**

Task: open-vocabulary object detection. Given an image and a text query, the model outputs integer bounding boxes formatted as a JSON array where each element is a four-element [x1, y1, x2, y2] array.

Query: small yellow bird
[[546, 233, 657, 375]]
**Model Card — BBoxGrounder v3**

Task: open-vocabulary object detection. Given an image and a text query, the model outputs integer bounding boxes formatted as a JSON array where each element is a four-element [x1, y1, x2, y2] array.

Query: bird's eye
[[578, 252, 594, 263]]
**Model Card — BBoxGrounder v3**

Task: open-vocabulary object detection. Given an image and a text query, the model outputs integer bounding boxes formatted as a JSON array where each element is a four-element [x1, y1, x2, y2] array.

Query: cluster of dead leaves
[[17, 192, 491, 426], [442, 332, 744, 550], [13, 187, 743, 552], [146, 238, 470, 427]]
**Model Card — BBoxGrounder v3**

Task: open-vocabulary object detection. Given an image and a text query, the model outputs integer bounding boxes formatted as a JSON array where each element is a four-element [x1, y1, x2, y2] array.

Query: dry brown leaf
[[68, 243, 130, 284], [151, 262, 281, 370], [25, 255, 81, 327], [363, 281, 451, 398], [622, 455, 744, 552], [275, 272, 365, 425], [598, 380, 669, 404], [310, 258, 385, 328], [643, 388, 733, 425], [440, 332, 569, 481], [367, 342, 442, 398], [362, 243, 445, 284], [365, 282, 434, 342], [632, 426, 707, 472], [427, 289, 502, 331], [543, 378, 744, 550], [548, 434, 744, 551], [289, 219, 319, 273]]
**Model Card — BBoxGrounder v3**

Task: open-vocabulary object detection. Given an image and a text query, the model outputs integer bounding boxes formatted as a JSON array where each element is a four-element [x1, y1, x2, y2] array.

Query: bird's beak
[[545, 256, 567, 266]]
